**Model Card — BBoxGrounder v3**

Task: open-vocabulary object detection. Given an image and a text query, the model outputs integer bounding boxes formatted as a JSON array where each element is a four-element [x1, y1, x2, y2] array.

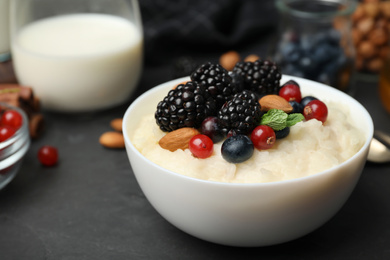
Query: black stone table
[[1, 57, 390, 259]]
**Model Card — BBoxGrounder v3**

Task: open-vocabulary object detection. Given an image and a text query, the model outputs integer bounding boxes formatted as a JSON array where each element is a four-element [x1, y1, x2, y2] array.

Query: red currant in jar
[[189, 134, 214, 159], [0, 110, 23, 130], [279, 83, 302, 103], [303, 100, 328, 123], [0, 125, 16, 142], [250, 125, 276, 150], [38, 145, 59, 166]]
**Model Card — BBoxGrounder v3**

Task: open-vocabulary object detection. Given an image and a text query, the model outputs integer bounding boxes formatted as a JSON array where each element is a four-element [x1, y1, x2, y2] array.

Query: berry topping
[[155, 81, 217, 132], [218, 90, 262, 136], [38, 145, 59, 166], [232, 59, 282, 96], [189, 134, 214, 159], [221, 135, 254, 163], [200, 116, 224, 143], [251, 125, 276, 150], [279, 81, 302, 103], [191, 62, 239, 109], [303, 100, 328, 123]]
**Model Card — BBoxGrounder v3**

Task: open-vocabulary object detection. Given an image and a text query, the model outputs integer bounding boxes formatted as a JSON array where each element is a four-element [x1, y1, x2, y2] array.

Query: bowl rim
[[123, 75, 374, 187]]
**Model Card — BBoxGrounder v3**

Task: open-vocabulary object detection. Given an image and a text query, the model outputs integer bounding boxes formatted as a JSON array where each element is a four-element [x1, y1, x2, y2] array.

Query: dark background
[[1, 0, 390, 259]]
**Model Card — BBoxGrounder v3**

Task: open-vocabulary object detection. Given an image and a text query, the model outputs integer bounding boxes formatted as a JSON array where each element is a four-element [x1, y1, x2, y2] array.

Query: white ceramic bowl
[[123, 75, 374, 247]]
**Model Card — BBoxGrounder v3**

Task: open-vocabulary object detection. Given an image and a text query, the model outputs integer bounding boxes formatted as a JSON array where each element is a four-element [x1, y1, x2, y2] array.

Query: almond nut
[[219, 51, 240, 71], [99, 131, 125, 149], [159, 127, 200, 152], [244, 54, 260, 62], [259, 95, 293, 113], [110, 118, 123, 132]]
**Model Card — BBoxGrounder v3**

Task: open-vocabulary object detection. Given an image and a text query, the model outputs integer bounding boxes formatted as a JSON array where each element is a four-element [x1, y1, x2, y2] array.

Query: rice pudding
[[131, 100, 364, 184]]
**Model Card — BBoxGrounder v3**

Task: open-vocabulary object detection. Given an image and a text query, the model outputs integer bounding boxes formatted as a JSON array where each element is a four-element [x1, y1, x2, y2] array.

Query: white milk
[[12, 13, 143, 112], [0, 0, 10, 60]]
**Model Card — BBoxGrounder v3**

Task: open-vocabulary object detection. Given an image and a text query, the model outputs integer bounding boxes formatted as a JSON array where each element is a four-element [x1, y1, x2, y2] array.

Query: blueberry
[[221, 135, 254, 163], [301, 96, 318, 107], [201, 116, 224, 143], [311, 43, 336, 65], [281, 42, 302, 64], [289, 101, 303, 113], [275, 127, 290, 139]]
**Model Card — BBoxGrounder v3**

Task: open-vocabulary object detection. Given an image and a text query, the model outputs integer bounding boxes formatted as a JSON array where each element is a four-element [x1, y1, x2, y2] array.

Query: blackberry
[[191, 62, 241, 109], [232, 59, 282, 96], [218, 90, 262, 136], [155, 81, 217, 132]]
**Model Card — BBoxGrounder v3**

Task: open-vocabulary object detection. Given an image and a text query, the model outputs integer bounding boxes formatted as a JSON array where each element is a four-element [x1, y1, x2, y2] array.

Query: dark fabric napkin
[[138, 0, 278, 65]]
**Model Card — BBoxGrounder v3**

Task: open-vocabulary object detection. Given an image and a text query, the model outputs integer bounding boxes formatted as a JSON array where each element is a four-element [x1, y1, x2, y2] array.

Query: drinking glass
[[0, 0, 10, 62], [10, 0, 143, 113]]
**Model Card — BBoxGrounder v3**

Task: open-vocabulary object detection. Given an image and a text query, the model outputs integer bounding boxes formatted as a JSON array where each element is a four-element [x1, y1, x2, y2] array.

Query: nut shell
[[110, 118, 123, 132]]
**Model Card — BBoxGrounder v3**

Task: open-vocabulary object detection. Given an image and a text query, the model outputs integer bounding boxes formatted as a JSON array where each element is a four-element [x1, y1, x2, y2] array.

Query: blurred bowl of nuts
[[352, 0, 390, 78]]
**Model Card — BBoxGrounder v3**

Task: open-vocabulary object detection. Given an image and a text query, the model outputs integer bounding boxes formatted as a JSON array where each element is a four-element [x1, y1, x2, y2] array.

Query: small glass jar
[[270, 0, 357, 93]]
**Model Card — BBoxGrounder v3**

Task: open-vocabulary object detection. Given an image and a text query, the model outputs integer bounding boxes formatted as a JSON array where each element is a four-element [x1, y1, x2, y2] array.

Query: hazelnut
[[352, 29, 362, 45], [358, 41, 376, 58], [369, 28, 388, 46], [380, 1, 390, 18], [352, 4, 365, 22], [367, 57, 384, 72], [355, 56, 364, 71], [379, 46, 390, 59], [362, 2, 380, 17], [356, 17, 375, 34]]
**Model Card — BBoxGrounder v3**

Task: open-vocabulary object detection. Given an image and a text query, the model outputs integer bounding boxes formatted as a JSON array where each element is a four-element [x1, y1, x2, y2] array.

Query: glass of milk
[[0, 0, 10, 62], [10, 0, 143, 113]]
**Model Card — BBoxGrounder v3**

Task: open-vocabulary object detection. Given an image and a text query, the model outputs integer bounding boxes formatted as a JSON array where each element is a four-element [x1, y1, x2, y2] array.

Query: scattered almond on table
[[99, 118, 125, 149], [110, 118, 122, 132]]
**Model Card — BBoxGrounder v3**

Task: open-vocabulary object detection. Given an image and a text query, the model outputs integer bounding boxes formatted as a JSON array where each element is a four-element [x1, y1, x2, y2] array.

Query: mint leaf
[[260, 109, 288, 131], [286, 113, 304, 127]]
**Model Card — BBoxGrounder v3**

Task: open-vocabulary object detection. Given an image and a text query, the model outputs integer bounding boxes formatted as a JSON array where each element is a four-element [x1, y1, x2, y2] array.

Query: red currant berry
[[189, 134, 214, 159], [0, 125, 16, 142], [38, 145, 59, 166], [0, 110, 23, 130], [251, 125, 276, 150], [279, 83, 302, 103], [303, 100, 328, 123]]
